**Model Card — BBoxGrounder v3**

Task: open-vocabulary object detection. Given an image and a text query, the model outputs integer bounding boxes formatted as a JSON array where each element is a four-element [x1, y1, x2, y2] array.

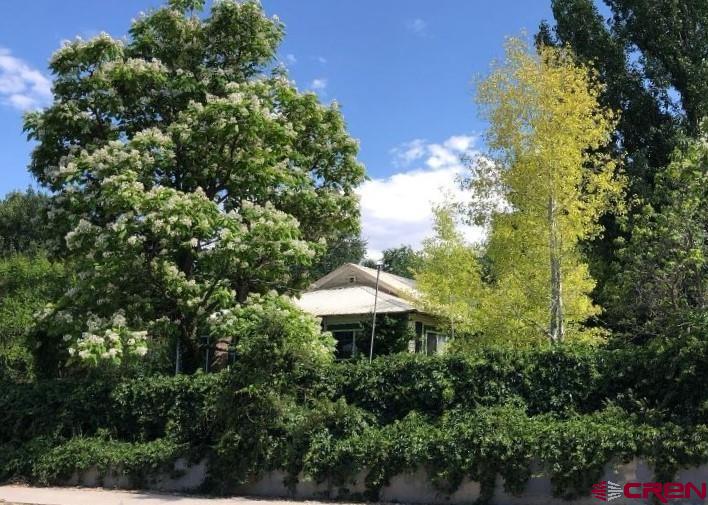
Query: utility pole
[[369, 261, 382, 363]]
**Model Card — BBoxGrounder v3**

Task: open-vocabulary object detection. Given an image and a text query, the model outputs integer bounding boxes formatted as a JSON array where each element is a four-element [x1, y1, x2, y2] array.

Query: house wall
[[322, 312, 446, 357], [313, 264, 393, 294], [323, 313, 411, 359]]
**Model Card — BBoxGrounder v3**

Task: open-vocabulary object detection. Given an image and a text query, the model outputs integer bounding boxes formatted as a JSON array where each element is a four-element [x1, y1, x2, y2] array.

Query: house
[[294, 263, 445, 359]]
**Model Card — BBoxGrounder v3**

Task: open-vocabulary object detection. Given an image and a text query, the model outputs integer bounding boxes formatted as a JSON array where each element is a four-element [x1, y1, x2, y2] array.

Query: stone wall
[[67, 458, 708, 505]]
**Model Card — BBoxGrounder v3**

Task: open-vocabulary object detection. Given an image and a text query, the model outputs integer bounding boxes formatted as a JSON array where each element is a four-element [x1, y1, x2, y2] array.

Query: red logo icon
[[591, 480, 623, 501]]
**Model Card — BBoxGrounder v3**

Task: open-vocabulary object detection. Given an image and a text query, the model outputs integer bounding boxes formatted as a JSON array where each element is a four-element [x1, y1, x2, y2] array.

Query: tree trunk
[[548, 195, 564, 344]]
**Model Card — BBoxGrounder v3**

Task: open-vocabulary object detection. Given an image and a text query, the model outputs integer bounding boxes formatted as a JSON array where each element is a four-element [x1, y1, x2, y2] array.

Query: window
[[414, 321, 424, 353], [413, 323, 445, 355], [326, 323, 363, 359], [425, 331, 447, 354], [426, 331, 439, 354]]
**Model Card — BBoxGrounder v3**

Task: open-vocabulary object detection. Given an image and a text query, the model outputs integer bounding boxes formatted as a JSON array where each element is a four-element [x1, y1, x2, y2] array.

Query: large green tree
[[605, 0, 708, 132], [309, 233, 367, 279], [540, 0, 706, 328], [0, 189, 50, 256], [380, 245, 422, 278], [361, 245, 423, 277], [26, 0, 365, 371], [608, 134, 708, 339], [0, 190, 66, 380]]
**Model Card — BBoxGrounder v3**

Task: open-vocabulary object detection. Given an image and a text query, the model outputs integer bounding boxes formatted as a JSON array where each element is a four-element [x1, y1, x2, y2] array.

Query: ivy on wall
[[3, 337, 708, 502]]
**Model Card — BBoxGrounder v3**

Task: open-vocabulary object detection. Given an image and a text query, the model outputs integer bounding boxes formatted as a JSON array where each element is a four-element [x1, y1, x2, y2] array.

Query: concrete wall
[[65, 458, 208, 493], [67, 458, 708, 505]]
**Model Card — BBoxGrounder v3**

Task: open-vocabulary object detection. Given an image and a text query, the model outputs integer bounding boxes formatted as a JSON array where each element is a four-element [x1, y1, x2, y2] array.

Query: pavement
[[0, 486, 354, 505]]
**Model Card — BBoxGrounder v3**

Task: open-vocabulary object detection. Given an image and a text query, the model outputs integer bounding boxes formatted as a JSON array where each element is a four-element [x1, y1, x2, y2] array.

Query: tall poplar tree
[[463, 39, 625, 345]]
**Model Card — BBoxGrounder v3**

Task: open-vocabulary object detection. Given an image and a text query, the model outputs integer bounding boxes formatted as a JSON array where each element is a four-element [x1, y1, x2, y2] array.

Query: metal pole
[[369, 262, 382, 363]]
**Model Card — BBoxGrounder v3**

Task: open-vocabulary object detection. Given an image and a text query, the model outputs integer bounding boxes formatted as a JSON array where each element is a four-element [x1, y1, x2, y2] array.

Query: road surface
[[0, 485, 359, 505]]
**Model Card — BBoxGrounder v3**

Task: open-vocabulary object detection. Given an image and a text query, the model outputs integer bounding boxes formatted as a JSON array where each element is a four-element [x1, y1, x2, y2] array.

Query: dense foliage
[[3, 341, 708, 502], [0, 189, 51, 257], [608, 134, 708, 340], [0, 254, 66, 381], [310, 233, 367, 279], [376, 245, 423, 278], [0, 1, 706, 504], [414, 207, 484, 338], [0, 191, 67, 381], [24, 0, 365, 371], [541, 0, 708, 334]]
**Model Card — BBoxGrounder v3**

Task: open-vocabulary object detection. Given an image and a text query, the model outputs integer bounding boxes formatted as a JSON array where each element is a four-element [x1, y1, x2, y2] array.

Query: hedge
[[32, 436, 187, 486], [2, 337, 708, 501]]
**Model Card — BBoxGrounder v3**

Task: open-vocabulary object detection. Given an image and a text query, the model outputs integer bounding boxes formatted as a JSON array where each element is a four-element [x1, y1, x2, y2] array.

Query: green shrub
[[0, 253, 66, 381], [0, 379, 114, 444], [111, 373, 226, 443], [536, 408, 649, 499], [599, 336, 708, 425], [646, 423, 708, 482], [0, 437, 56, 482], [33, 436, 186, 486], [329, 354, 456, 422]]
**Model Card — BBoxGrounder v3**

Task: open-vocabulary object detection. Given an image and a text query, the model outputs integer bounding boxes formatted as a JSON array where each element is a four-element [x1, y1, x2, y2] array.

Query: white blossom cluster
[[62, 311, 149, 365], [207, 291, 334, 365]]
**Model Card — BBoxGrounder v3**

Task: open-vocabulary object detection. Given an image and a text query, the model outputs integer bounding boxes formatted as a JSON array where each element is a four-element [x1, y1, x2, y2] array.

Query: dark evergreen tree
[[540, 0, 708, 331]]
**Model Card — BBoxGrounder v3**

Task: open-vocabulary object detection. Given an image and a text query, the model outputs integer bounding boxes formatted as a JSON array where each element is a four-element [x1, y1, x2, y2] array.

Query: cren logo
[[591, 480, 623, 501], [591, 481, 707, 502]]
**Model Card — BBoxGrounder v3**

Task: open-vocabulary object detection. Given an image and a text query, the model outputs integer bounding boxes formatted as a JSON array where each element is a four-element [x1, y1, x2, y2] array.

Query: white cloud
[[426, 143, 460, 169], [284, 53, 297, 65], [310, 77, 328, 90], [390, 138, 427, 167], [0, 48, 51, 111], [405, 18, 428, 36], [358, 135, 485, 257], [316, 56, 327, 64], [444, 135, 474, 152]]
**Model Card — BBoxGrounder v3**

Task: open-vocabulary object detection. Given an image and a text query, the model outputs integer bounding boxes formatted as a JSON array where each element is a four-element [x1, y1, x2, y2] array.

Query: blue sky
[[0, 0, 555, 255]]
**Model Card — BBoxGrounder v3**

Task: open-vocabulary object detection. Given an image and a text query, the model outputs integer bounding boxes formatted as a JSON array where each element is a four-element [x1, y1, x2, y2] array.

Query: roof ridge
[[351, 263, 415, 282]]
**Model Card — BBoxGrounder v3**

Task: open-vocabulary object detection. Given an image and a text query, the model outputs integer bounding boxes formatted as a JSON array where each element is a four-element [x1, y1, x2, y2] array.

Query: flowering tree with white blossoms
[[26, 0, 365, 371]]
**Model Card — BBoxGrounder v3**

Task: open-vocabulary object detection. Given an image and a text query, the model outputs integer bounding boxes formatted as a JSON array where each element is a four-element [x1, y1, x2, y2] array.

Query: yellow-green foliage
[[459, 38, 625, 347], [414, 207, 485, 337], [470, 39, 623, 342]]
